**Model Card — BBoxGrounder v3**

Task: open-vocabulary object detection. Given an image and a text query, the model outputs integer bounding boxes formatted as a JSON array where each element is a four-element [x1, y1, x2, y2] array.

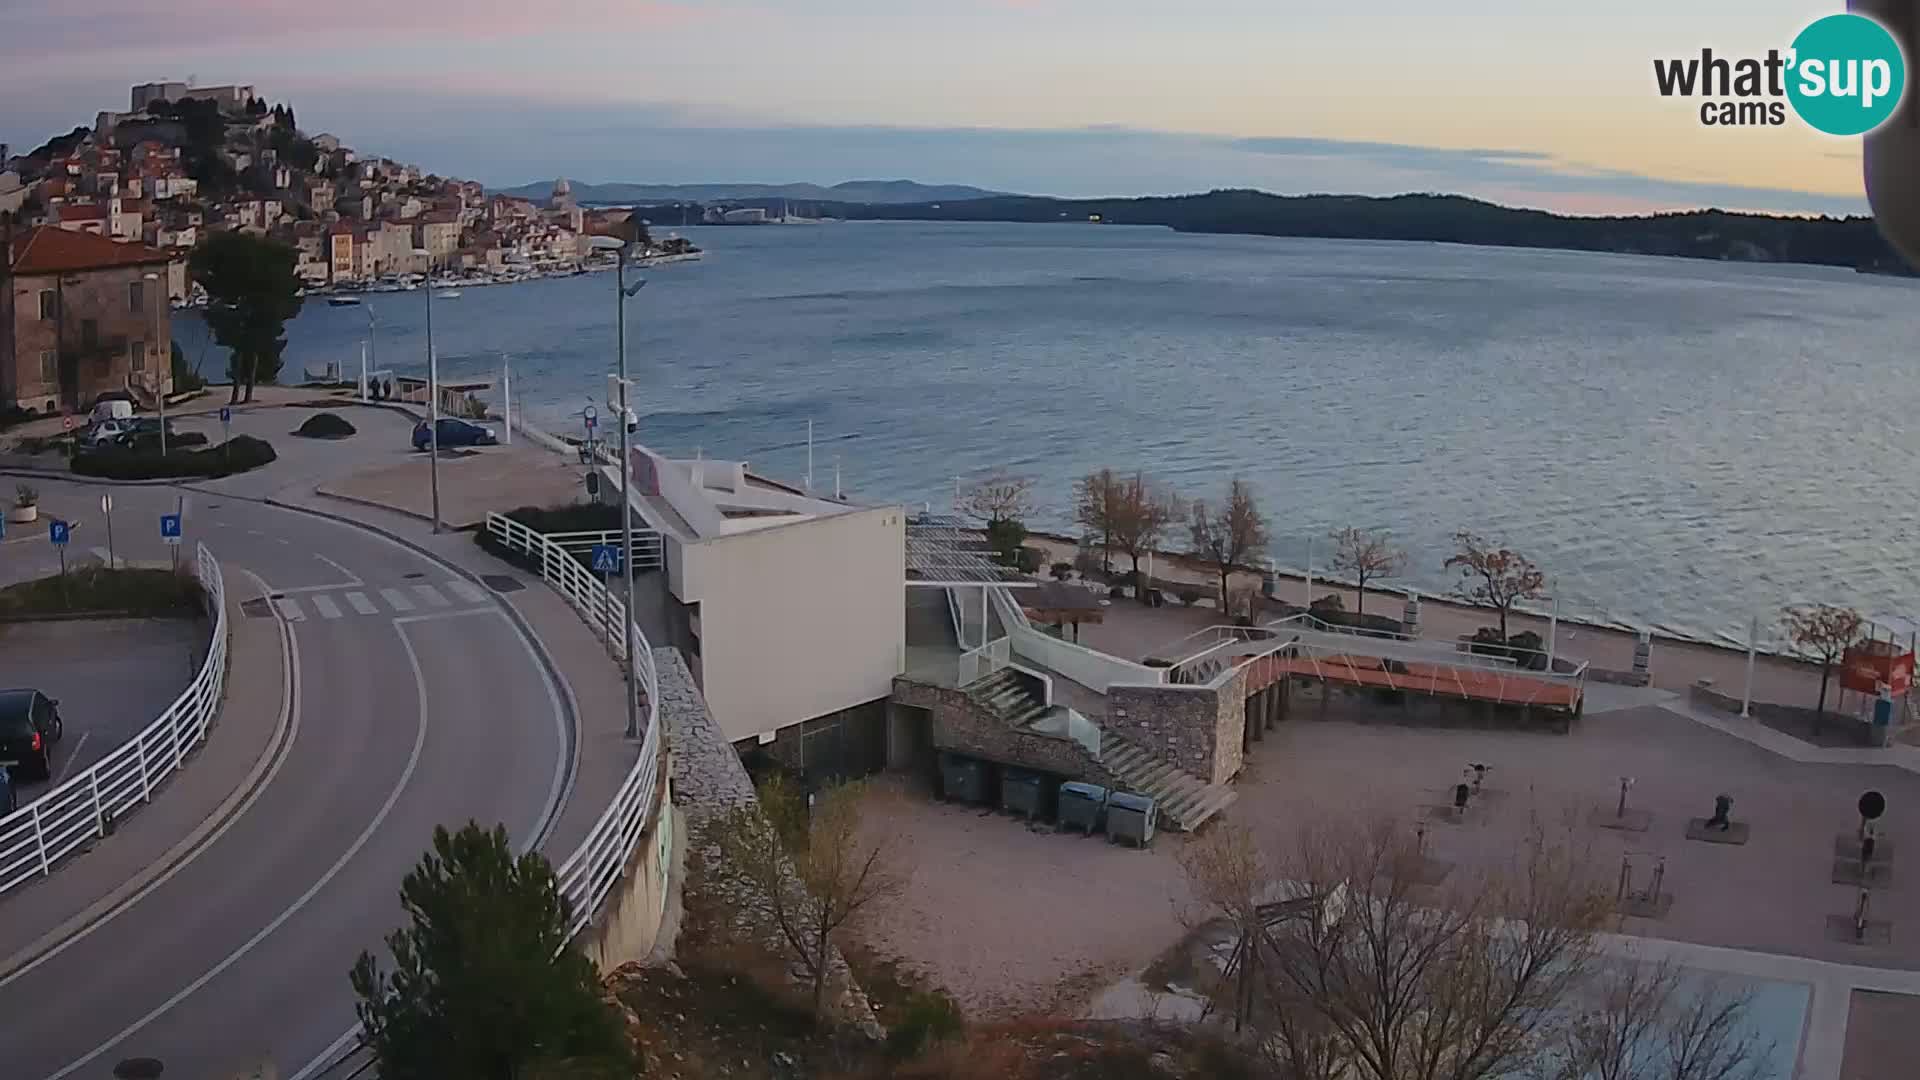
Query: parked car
[[0, 760, 13, 814], [0, 689, 65, 783], [113, 417, 179, 451], [82, 418, 135, 447], [412, 417, 498, 451]]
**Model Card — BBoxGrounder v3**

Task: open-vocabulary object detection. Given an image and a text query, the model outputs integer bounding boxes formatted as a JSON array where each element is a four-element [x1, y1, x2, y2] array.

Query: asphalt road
[[0, 620, 204, 801], [0, 477, 571, 1079]]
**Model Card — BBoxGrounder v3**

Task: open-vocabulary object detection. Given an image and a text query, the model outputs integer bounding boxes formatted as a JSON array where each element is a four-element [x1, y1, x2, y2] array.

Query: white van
[[89, 398, 133, 425]]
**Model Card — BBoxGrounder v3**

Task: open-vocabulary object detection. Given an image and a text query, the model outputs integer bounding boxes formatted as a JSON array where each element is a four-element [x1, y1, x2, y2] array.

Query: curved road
[[0, 479, 571, 1079]]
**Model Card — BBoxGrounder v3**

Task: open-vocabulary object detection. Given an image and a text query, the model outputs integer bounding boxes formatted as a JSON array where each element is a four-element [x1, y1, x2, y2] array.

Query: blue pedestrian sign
[[590, 543, 622, 574], [48, 520, 70, 546], [160, 513, 183, 545]]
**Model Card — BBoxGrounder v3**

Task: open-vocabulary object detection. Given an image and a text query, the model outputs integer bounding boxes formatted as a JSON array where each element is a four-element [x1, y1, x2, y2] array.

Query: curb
[[0, 568, 293, 983]]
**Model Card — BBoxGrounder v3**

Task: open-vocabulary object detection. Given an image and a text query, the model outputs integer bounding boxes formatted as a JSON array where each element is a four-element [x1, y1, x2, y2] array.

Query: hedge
[[295, 412, 357, 438], [0, 566, 206, 618], [72, 435, 277, 480]]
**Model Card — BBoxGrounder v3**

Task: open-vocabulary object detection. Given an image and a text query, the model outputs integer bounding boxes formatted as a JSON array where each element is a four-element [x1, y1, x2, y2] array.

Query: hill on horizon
[[492, 178, 1012, 205]]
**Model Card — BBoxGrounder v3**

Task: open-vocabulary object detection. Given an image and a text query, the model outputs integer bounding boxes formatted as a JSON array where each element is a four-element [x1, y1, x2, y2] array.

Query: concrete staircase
[[966, 668, 1052, 728], [1099, 734, 1238, 832]]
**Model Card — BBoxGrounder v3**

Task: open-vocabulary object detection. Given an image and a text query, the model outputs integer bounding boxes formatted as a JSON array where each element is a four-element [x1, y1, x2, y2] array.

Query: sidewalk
[[0, 563, 289, 977]]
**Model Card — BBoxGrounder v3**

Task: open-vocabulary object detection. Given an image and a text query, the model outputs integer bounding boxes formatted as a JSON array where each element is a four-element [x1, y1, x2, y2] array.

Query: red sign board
[[1842, 642, 1915, 696]]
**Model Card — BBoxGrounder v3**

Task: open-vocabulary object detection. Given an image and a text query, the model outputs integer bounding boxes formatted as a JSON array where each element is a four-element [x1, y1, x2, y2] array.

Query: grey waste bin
[[1106, 791, 1158, 848], [1058, 781, 1109, 835], [939, 752, 989, 805], [1001, 768, 1045, 820]]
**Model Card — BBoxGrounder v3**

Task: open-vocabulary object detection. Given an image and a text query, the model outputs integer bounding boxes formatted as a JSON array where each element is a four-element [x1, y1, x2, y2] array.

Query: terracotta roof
[[8, 226, 172, 274], [57, 203, 109, 221]]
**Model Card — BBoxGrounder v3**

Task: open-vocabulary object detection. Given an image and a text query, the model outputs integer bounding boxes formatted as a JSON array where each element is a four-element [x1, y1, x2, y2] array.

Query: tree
[[959, 470, 1034, 565], [1330, 526, 1407, 618], [1541, 955, 1770, 1080], [1073, 468, 1122, 572], [1445, 531, 1547, 640], [1781, 603, 1864, 725], [1189, 814, 1616, 1080], [708, 776, 907, 1022], [350, 823, 631, 1080], [1109, 472, 1181, 580], [1190, 477, 1269, 614], [189, 231, 304, 403]]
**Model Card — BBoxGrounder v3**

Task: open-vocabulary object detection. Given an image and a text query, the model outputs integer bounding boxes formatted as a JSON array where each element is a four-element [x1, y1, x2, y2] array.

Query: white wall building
[[600, 447, 906, 749]]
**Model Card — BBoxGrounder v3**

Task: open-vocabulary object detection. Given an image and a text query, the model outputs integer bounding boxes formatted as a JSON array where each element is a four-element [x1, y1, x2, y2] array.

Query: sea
[[173, 220, 1920, 649]]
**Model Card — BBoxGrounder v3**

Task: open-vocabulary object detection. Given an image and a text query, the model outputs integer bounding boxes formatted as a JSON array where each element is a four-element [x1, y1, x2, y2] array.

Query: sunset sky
[[0, 1, 1877, 215]]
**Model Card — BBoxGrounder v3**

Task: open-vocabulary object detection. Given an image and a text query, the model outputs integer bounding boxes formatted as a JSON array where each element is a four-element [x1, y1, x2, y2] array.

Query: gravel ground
[[856, 788, 1193, 1020]]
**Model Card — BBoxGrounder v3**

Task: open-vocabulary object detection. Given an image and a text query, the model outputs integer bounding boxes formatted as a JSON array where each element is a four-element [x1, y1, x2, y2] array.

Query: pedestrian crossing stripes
[[263, 581, 490, 622]]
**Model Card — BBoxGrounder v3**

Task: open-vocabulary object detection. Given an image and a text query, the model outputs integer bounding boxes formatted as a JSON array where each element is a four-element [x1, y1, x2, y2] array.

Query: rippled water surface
[[194, 221, 1920, 643]]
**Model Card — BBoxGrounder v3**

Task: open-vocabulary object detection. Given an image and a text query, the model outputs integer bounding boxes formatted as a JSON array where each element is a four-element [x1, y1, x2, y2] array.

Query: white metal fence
[[541, 528, 665, 572], [484, 512, 664, 938], [0, 543, 226, 896]]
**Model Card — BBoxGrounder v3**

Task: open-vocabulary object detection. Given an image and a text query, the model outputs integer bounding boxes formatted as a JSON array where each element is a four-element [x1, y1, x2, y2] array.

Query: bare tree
[[1073, 468, 1122, 572], [1254, 815, 1612, 1080], [1110, 472, 1180, 581], [1541, 955, 1770, 1080], [1445, 531, 1547, 640], [1190, 478, 1270, 613], [1780, 603, 1865, 726], [957, 469, 1034, 527], [1330, 526, 1408, 618], [708, 776, 907, 1022]]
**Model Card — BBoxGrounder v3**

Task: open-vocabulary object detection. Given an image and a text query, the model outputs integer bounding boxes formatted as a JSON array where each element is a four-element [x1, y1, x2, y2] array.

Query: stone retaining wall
[[1106, 669, 1247, 786], [892, 677, 1121, 789]]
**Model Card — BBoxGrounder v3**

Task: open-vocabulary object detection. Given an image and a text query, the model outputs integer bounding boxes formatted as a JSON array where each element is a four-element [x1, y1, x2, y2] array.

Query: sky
[[0, 0, 1882, 215]]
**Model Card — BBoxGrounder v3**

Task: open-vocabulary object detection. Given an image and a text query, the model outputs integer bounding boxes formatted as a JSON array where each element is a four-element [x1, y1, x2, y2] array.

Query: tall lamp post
[[142, 271, 166, 455], [417, 250, 442, 533], [589, 233, 647, 739]]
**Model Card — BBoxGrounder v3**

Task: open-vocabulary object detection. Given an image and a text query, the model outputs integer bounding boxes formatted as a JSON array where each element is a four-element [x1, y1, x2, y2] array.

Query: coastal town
[[0, 80, 696, 305]]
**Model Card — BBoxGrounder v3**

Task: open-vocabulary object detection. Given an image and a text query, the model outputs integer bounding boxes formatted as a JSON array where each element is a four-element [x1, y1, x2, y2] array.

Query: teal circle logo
[[1787, 13, 1907, 136]]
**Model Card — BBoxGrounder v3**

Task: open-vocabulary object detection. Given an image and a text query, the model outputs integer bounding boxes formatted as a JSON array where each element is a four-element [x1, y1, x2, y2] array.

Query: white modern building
[[598, 446, 906, 767]]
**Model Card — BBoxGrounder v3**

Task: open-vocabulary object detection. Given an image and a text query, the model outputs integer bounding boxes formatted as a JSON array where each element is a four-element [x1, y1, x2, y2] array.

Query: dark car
[[412, 417, 498, 451], [0, 689, 64, 783], [113, 417, 179, 451]]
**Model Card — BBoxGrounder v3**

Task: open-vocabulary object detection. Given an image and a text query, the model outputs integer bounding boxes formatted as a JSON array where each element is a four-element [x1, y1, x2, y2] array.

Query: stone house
[[2, 226, 173, 413]]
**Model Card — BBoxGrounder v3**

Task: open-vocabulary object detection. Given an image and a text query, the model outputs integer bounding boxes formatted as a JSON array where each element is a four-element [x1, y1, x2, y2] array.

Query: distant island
[[790, 190, 1911, 273], [492, 178, 1009, 206]]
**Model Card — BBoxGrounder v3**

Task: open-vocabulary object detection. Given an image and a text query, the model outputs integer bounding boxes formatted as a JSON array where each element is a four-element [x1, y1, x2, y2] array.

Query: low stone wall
[[892, 677, 1120, 788], [1688, 679, 1885, 746], [1587, 668, 1652, 688]]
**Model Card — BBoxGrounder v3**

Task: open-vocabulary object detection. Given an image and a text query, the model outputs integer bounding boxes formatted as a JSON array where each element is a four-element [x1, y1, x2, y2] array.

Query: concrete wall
[[579, 778, 676, 974], [1106, 669, 1247, 786], [1007, 620, 1162, 693], [676, 506, 905, 743]]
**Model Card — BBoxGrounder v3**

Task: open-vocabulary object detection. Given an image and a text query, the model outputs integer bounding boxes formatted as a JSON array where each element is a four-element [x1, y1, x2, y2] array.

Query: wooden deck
[[1244, 651, 1582, 710]]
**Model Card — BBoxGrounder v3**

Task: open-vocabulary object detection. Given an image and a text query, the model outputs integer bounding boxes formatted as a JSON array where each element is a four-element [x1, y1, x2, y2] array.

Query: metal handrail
[[540, 528, 665, 571], [483, 512, 663, 938], [0, 543, 226, 896]]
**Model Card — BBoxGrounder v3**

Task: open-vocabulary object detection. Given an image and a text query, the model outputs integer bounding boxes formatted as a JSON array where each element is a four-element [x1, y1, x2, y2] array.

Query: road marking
[[311, 594, 342, 620], [412, 583, 451, 608], [312, 552, 362, 585], [47, 614, 430, 1080], [378, 587, 414, 612], [51, 732, 91, 786], [445, 578, 487, 604], [344, 591, 378, 616], [393, 606, 499, 625], [0, 567, 301, 990], [272, 596, 305, 621]]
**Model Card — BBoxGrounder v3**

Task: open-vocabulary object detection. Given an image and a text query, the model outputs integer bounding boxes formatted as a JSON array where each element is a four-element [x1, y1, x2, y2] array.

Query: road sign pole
[[103, 495, 114, 570]]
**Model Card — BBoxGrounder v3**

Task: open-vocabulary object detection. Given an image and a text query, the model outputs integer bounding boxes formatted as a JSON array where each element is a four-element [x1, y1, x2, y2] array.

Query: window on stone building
[[128, 280, 144, 313], [130, 340, 146, 372], [39, 351, 57, 384], [80, 319, 98, 348], [38, 290, 56, 320]]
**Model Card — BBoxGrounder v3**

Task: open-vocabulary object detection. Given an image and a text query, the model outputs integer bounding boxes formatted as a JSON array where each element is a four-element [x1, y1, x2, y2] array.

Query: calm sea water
[[176, 221, 1920, 646]]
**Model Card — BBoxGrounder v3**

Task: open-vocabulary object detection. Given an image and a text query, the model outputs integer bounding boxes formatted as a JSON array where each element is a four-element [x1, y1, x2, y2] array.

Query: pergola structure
[[904, 514, 1035, 655], [1020, 581, 1106, 642]]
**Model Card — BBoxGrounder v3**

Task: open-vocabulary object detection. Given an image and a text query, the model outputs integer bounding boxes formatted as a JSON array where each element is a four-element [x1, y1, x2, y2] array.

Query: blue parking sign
[[160, 513, 183, 544], [590, 543, 622, 574], [220, 406, 232, 424], [49, 520, 70, 546]]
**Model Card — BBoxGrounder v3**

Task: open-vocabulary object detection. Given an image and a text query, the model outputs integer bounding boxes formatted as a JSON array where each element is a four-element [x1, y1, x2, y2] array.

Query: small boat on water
[[327, 296, 363, 307], [435, 289, 463, 299]]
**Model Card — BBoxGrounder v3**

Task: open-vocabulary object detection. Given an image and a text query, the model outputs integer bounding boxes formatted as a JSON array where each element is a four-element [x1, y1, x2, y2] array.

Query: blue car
[[412, 418, 498, 451]]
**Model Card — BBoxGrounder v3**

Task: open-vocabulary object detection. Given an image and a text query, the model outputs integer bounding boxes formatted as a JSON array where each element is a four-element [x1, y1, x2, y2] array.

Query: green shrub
[[0, 566, 205, 617], [119, 430, 209, 454], [72, 435, 276, 480], [1050, 561, 1074, 580], [1014, 546, 1043, 574], [295, 411, 357, 438], [1177, 587, 1202, 607], [885, 990, 965, 1058]]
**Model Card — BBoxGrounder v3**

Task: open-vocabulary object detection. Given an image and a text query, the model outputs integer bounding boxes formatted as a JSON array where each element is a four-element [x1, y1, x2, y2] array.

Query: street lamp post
[[418, 251, 441, 533], [143, 272, 166, 455], [590, 234, 647, 739]]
